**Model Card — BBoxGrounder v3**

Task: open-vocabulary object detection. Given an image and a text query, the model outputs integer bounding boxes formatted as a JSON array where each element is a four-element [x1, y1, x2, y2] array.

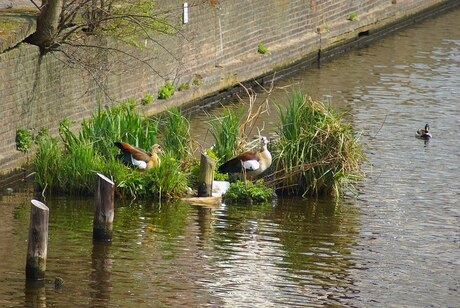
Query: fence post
[[93, 173, 115, 241], [25, 199, 49, 281], [198, 153, 216, 197]]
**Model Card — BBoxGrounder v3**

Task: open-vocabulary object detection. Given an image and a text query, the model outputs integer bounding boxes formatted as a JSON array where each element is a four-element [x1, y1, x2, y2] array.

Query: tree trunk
[[28, 0, 63, 50]]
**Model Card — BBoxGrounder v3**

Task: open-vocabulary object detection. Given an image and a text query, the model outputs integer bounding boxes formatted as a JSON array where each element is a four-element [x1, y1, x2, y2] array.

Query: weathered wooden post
[[198, 153, 216, 197], [93, 173, 115, 241], [26, 199, 49, 281]]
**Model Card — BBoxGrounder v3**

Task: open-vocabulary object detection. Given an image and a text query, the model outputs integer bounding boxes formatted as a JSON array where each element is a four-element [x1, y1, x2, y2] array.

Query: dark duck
[[218, 136, 272, 180], [416, 124, 432, 140]]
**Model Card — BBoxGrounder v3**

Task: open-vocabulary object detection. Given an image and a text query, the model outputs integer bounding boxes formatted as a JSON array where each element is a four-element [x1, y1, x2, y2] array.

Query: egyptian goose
[[114, 142, 162, 169], [416, 123, 432, 139], [218, 136, 272, 179]]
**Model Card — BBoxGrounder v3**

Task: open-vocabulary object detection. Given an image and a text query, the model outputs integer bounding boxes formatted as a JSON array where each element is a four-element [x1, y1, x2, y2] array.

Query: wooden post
[[93, 173, 115, 241], [198, 153, 216, 197], [25, 199, 49, 281]]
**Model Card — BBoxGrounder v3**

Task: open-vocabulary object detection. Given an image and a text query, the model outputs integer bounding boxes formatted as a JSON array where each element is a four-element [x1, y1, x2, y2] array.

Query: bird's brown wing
[[218, 150, 258, 173], [114, 142, 151, 161]]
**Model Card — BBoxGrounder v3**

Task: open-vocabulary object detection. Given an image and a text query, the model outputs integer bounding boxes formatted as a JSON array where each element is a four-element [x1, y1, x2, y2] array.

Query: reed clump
[[268, 91, 364, 197], [160, 107, 193, 162], [207, 106, 243, 162], [34, 100, 190, 199]]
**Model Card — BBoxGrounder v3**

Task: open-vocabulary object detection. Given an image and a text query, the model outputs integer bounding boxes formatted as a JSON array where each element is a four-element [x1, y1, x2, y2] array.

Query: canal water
[[1, 6, 459, 307]]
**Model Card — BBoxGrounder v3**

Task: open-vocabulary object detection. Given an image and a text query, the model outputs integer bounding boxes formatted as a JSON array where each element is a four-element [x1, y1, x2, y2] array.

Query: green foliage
[[141, 92, 154, 105], [33, 99, 189, 200], [144, 154, 188, 200], [205, 148, 227, 180], [35, 128, 50, 144], [158, 82, 175, 99], [272, 90, 364, 196], [35, 134, 62, 192], [223, 180, 273, 204], [192, 78, 203, 87], [257, 42, 269, 54], [187, 159, 201, 189], [16, 128, 33, 153], [160, 107, 192, 161], [59, 138, 102, 194], [97, 0, 176, 47], [208, 107, 243, 162], [115, 154, 188, 200], [79, 99, 158, 157], [347, 12, 358, 21], [35, 120, 103, 195], [178, 83, 190, 91]]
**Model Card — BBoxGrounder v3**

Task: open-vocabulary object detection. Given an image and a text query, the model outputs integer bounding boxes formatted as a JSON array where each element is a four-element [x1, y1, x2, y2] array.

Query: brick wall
[[0, 0, 451, 173]]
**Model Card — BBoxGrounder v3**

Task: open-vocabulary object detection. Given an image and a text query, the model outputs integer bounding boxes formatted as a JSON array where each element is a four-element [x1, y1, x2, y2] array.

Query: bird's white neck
[[259, 146, 272, 169]]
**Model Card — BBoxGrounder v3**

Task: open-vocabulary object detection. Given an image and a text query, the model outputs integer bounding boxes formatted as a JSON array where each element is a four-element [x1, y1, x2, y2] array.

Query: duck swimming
[[416, 124, 432, 139]]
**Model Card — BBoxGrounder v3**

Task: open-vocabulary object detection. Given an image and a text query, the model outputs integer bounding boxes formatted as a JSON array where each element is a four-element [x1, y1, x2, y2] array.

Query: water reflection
[[204, 199, 359, 307], [196, 206, 213, 245], [90, 242, 113, 307], [24, 280, 46, 308]]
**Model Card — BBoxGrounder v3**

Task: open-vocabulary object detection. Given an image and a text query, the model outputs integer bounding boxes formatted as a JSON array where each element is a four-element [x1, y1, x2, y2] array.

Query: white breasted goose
[[114, 142, 162, 170], [218, 136, 272, 179]]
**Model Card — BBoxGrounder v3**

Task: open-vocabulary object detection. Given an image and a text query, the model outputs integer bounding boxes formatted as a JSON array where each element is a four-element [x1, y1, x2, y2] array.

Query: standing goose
[[416, 123, 432, 139], [114, 142, 162, 170], [218, 136, 272, 179]]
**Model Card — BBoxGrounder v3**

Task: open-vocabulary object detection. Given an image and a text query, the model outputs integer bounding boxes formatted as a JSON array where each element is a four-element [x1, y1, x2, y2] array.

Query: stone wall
[[0, 0, 456, 174]]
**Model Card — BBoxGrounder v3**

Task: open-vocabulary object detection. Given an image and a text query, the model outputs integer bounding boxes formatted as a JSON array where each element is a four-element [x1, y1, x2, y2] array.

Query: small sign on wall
[[183, 3, 189, 24]]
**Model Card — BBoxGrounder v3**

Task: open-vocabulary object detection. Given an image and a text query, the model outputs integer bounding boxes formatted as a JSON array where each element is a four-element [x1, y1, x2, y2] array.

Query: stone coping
[[0, 8, 37, 53]]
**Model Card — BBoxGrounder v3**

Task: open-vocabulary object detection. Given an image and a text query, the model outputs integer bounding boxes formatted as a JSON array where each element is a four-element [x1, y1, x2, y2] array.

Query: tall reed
[[270, 91, 364, 196], [160, 107, 192, 161], [80, 99, 158, 157], [144, 153, 189, 200], [207, 106, 243, 161], [34, 134, 62, 193]]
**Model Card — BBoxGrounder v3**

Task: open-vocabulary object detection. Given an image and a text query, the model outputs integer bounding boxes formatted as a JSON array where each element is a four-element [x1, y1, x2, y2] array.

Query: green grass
[[34, 99, 188, 199], [16, 128, 33, 153], [257, 42, 269, 54], [34, 134, 62, 193], [207, 107, 243, 162], [160, 107, 192, 162], [141, 92, 154, 105], [79, 99, 158, 157], [178, 83, 190, 91], [269, 90, 364, 197], [158, 81, 175, 99], [347, 12, 358, 21], [223, 180, 273, 204], [144, 154, 189, 200]]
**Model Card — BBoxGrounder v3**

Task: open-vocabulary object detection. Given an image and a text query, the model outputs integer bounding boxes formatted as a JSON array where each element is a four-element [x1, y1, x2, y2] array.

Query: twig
[[371, 112, 388, 139]]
